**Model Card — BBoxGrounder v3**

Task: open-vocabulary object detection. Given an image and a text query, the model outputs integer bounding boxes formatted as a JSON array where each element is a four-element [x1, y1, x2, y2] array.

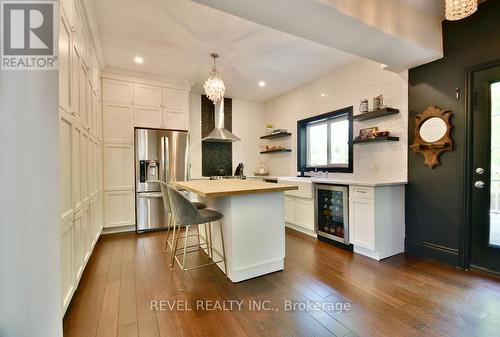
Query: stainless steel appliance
[[314, 184, 349, 245], [135, 128, 189, 232]]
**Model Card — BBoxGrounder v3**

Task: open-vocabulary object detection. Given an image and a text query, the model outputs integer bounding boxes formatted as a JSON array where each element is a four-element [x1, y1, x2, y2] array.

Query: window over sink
[[297, 107, 353, 173]]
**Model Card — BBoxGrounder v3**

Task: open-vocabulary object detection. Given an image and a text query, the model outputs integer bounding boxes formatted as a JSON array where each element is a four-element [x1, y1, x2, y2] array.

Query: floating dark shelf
[[351, 136, 399, 144], [351, 108, 399, 122], [260, 132, 292, 140], [260, 149, 292, 154]]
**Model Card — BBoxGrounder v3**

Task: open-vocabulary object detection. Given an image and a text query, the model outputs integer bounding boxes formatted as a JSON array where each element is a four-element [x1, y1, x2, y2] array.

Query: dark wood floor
[[63, 228, 500, 337]]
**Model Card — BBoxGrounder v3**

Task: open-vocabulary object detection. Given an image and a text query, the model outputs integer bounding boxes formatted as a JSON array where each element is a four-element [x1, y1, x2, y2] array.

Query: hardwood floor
[[64, 228, 500, 337]]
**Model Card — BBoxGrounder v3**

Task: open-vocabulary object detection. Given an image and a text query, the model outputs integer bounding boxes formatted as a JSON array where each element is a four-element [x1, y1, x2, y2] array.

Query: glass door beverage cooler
[[314, 184, 349, 245]]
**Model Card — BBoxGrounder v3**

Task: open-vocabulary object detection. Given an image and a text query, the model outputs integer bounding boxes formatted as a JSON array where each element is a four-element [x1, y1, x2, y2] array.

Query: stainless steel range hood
[[202, 99, 240, 142]]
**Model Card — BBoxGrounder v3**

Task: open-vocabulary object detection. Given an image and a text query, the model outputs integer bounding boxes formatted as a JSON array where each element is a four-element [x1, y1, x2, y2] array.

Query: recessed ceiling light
[[134, 56, 144, 64], [258, 81, 266, 87], [321, 93, 326, 97]]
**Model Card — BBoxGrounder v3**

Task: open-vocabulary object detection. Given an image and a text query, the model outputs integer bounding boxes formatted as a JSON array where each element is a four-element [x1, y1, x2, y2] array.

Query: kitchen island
[[175, 179, 298, 282]]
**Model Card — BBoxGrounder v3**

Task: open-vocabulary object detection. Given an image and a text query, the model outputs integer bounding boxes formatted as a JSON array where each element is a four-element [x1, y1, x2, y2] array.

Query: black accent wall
[[407, 0, 500, 266], [201, 95, 233, 176]]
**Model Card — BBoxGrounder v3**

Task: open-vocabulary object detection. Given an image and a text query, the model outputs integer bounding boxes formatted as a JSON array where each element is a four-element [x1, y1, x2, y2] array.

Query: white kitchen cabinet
[[59, 11, 72, 114], [78, 59, 88, 128], [163, 87, 189, 111], [296, 198, 315, 231], [280, 179, 316, 236], [103, 79, 133, 105], [85, 74, 93, 133], [135, 105, 163, 129], [349, 197, 375, 250], [60, 219, 74, 312], [59, 0, 74, 26], [348, 185, 405, 260], [162, 87, 189, 130], [163, 110, 188, 130], [104, 190, 135, 228], [103, 102, 134, 143], [284, 196, 296, 224], [59, 0, 103, 315], [103, 144, 134, 190], [71, 42, 81, 124], [134, 83, 163, 107]]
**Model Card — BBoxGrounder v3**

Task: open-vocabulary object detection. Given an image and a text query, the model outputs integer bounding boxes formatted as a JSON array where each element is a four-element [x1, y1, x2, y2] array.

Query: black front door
[[470, 64, 500, 273]]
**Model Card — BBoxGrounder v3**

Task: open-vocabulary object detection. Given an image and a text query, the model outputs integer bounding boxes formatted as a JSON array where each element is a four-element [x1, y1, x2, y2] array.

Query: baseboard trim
[[102, 225, 136, 235], [405, 239, 459, 265], [285, 223, 317, 238], [232, 258, 284, 283]]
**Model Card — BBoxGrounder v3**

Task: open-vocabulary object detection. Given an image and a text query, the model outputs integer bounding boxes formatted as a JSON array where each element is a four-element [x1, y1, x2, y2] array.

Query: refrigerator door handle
[[162, 135, 170, 183], [137, 192, 164, 198]]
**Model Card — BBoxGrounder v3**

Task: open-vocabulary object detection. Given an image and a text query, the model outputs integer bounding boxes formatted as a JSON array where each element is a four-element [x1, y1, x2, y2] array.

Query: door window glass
[[490, 82, 500, 246]]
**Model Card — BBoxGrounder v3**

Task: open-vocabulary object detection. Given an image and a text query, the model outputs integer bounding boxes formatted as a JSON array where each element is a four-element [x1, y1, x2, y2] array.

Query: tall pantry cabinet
[[58, 0, 103, 314]]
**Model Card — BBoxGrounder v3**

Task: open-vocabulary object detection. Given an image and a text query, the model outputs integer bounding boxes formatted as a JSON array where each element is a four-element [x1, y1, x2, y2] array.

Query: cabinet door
[[86, 74, 93, 132], [135, 106, 163, 128], [103, 79, 132, 104], [80, 132, 88, 202], [60, 218, 74, 312], [59, 12, 72, 113], [59, 108, 73, 225], [349, 197, 375, 250], [91, 88, 98, 136], [59, 0, 74, 26], [296, 198, 315, 231], [284, 196, 296, 224], [163, 110, 188, 130], [71, 43, 80, 123], [87, 136, 94, 199], [103, 144, 134, 190], [163, 87, 189, 111], [103, 103, 134, 143], [134, 83, 163, 108], [72, 124, 82, 211], [78, 61, 87, 128], [104, 190, 135, 228], [73, 215, 83, 281], [97, 98, 102, 140]]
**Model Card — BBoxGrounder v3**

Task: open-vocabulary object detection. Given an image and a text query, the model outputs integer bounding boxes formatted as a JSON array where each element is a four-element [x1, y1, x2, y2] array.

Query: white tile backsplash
[[263, 59, 408, 182]]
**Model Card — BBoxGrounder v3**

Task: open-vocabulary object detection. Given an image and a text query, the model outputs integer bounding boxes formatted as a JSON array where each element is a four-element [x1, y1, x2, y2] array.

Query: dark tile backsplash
[[201, 95, 233, 176]]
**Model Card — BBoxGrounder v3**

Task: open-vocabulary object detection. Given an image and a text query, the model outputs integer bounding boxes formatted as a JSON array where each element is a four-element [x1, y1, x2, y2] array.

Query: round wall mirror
[[419, 117, 447, 143]]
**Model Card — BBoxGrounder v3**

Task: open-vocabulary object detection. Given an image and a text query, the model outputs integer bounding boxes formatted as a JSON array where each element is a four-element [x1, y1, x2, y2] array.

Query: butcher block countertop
[[175, 179, 298, 198]]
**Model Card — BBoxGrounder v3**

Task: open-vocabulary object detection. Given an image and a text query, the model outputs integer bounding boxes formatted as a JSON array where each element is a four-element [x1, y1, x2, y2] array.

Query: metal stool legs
[[171, 220, 227, 291]]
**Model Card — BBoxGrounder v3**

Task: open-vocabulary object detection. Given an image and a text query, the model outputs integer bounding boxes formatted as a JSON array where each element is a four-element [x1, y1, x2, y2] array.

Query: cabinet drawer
[[349, 186, 374, 199]]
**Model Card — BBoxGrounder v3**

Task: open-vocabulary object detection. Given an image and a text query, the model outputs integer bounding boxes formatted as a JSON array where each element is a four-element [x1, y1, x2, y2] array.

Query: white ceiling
[[91, 0, 358, 102]]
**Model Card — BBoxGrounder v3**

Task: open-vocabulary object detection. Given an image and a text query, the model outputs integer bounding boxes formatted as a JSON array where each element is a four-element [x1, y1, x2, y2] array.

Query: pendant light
[[203, 53, 225, 103]]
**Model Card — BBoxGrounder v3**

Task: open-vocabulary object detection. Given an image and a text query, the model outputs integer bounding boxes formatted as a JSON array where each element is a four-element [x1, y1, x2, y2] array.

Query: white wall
[[263, 59, 408, 182], [0, 72, 62, 337], [189, 94, 265, 178]]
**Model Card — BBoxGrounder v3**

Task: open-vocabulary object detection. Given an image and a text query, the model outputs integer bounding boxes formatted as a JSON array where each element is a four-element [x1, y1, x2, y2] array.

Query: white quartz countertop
[[276, 176, 407, 187]]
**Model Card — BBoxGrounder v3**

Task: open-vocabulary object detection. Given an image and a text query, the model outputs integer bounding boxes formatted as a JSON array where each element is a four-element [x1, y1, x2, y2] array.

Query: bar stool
[[160, 182, 206, 262], [166, 185, 228, 291]]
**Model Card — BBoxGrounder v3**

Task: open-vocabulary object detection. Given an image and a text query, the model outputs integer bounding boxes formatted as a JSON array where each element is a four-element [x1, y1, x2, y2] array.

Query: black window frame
[[297, 106, 353, 173]]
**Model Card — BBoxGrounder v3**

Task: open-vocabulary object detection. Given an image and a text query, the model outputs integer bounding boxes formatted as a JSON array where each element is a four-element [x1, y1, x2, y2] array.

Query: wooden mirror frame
[[410, 106, 453, 168]]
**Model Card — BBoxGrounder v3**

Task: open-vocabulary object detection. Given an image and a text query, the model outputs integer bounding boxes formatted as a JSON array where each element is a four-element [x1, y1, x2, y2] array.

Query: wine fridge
[[314, 184, 349, 244]]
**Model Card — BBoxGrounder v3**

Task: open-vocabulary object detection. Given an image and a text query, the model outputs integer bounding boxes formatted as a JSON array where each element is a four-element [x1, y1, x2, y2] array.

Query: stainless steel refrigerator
[[135, 128, 189, 232]]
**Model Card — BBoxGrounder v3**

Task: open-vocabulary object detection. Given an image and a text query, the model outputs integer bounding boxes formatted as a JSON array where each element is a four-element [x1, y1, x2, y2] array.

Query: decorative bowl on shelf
[[375, 130, 390, 137]]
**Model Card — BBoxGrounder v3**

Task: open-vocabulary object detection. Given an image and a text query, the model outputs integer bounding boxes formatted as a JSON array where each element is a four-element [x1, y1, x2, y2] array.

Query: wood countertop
[[175, 179, 298, 198]]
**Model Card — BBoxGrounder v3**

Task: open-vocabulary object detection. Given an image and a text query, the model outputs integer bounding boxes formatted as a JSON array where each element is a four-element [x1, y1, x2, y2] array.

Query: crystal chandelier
[[203, 53, 225, 103], [445, 0, 478, 21]]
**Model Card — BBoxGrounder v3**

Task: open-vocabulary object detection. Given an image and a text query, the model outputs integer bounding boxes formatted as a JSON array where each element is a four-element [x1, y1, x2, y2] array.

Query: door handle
[[138, 192, 163, 198], [474, 181, 485, 189]]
